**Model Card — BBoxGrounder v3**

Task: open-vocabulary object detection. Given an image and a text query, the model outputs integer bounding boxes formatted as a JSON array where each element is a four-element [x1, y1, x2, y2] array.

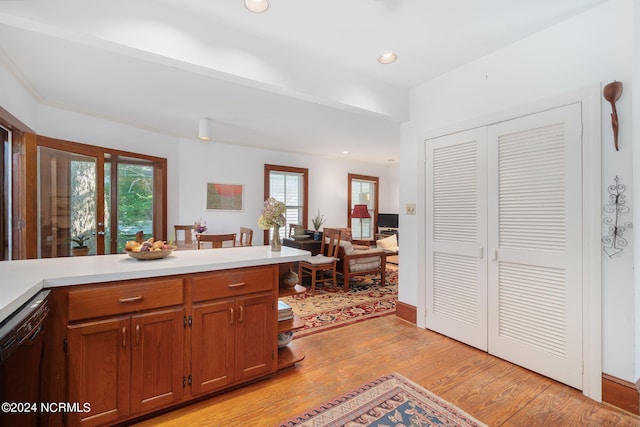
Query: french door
[[22, 134, 166, 258], [425, 103, 583, 389]]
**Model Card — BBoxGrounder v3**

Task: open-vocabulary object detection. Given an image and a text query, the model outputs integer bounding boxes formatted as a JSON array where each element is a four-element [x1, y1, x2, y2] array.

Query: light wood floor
[[134, 315, 639, 426]]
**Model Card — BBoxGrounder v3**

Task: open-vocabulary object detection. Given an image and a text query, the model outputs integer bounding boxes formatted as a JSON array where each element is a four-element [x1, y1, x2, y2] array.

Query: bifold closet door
[[487, 103, 583, 389], [425, 103, 583, 389], [425, 127, 488, 351]]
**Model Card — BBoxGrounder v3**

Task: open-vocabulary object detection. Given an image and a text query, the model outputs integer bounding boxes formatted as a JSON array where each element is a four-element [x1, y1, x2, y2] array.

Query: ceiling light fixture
[[198, 118, 212, 141], [378, 52, 397, 64], [245, 0, 269, 13]]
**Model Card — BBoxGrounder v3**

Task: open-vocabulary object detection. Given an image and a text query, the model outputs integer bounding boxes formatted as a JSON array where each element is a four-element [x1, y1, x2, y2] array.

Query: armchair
[[324, 228, 387, 291]]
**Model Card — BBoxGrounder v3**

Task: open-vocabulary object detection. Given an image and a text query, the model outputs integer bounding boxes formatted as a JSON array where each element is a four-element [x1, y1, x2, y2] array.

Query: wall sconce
[[198, 118, 212, 141]]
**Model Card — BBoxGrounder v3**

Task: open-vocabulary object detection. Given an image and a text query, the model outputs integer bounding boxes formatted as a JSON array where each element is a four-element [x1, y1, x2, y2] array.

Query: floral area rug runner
[[280, 266, 398, 339], [277, 372, 487, 427]]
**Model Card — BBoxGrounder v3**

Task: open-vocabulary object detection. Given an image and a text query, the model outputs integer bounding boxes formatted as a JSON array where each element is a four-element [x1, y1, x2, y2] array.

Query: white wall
[[0, 61, 38, 130], [400, 0, 637, 383], [176, 138, 398, 245], [632, 0, 640, 383]]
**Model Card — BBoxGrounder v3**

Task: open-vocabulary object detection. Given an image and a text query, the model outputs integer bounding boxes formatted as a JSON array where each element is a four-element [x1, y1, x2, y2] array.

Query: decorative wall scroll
[[602, 176, 632, 257]]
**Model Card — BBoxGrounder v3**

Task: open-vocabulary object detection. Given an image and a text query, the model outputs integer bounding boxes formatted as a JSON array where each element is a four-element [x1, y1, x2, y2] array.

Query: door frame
[[418, 85, 602, 401]]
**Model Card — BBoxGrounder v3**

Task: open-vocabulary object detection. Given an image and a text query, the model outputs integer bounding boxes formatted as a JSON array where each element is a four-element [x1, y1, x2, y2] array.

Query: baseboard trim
[[602, 374, 639, 415], [395, 301, 416, 325]]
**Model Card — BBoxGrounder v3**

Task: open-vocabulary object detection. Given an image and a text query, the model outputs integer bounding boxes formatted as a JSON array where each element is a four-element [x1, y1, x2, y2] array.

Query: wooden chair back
[[174, 225, 193, 244], [237, 227, 253, 246], [288, 224, 304, 237], [320, 228, 342, 258], [196, 233, 237, 249]]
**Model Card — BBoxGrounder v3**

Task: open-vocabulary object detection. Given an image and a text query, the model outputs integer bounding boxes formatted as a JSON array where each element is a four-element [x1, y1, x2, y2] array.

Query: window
[[264, 164, 308, 242], [348, 174, 379, 240]]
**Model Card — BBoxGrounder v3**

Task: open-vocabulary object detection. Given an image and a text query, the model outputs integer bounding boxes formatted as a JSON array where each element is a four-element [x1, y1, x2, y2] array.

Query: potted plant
[[311, 210, 325, 240], [70, 232, 91, 256]]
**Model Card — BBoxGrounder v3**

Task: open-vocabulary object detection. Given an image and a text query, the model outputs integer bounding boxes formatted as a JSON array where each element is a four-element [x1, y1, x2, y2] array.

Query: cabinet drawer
[[192, 266, 275, 302], [68, 278, 184, 322]]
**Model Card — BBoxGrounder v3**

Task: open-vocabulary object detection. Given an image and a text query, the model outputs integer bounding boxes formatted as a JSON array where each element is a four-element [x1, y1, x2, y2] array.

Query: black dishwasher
[[0, 290, 50, 427]]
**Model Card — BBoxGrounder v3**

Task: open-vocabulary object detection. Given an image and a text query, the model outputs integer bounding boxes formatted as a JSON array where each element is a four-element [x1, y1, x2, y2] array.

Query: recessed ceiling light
[[343, 151, 350, 155], [378, 52, 397, 64], [245, 0, 269, 13]]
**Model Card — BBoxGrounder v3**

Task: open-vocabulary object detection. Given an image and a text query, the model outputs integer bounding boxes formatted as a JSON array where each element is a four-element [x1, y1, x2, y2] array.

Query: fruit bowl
[[126, 246, 177, 260]]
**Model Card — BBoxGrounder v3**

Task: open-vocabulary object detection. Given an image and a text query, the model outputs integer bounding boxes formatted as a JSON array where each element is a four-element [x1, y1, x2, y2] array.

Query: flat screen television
[[377, 213, 398, 228]]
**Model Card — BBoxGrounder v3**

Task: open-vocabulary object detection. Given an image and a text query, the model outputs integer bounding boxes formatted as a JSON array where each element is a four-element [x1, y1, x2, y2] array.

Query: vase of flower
[[258, 197, 286, 252], [193, 218, 208, 234], [271, 225, 282, 252]]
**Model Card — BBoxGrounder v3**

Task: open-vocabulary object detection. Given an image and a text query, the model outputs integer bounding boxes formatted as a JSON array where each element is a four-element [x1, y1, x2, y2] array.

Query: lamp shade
[[198, 118, 211, 141], [351, 204, 371, 219]]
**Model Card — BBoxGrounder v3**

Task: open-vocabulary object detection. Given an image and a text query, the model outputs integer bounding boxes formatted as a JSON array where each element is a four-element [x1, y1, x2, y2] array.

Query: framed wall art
[[206, 183, 244, 211]]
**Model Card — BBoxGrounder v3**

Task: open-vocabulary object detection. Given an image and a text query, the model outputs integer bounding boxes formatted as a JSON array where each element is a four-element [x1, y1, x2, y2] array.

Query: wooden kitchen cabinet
[[67, 308, 184, 426], [50, 264, 285, 426], [191, 293, 275, 396], [190, 266, 277, 396], [67, 316, 130, 427], [65, 278, 184, 427]]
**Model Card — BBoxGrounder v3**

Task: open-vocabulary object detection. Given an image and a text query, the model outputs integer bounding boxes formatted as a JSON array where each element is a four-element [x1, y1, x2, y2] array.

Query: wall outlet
[[406, 203, 416, 215]]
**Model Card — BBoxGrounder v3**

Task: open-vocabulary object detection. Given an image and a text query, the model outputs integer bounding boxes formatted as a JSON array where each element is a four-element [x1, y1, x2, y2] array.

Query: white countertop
[[0, 246, 310, 323]]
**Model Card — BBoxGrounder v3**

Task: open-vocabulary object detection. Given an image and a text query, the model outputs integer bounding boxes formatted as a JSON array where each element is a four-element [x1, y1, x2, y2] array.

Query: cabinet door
[[130, 307, 184, 414], [68, 317, 130, 427], [235, 292, 276, 382], [191, 299, 236, 396]]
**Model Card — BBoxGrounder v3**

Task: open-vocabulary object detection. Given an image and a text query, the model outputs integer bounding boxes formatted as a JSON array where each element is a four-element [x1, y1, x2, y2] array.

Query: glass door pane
[[37, 147, 98, 257], [113, 160, 154, 253]]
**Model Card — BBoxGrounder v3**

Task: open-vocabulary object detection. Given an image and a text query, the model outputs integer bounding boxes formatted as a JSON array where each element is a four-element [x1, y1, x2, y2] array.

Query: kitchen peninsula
[[1, 246, 310, 427]]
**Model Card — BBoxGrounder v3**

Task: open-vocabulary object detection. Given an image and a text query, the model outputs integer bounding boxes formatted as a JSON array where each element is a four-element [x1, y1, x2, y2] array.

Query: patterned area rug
[[277, 373, 487, 427], [280, 266, 398, 338]]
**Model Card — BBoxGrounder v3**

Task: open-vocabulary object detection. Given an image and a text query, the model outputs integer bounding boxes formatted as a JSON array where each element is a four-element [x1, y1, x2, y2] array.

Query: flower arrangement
[[258, 197, 286, 230], [311, 210, 325, 230], [192, 218, 207, 234]]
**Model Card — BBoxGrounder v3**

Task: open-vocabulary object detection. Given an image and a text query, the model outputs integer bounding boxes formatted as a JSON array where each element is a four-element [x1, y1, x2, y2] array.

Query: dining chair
[[297, 228, 341, 294], [237, 227, 253, 246], [196, 233, 237, 249], [174, 225, 193, 245]]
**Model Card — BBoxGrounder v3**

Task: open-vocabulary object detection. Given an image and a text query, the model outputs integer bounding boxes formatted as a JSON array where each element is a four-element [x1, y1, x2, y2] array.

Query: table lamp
[[351, 204, 371, 239]]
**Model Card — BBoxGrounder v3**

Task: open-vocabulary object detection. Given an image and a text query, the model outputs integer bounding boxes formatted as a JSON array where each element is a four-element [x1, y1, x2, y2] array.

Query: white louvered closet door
[[487, 103, 583, 389], [425, 127, 488, 351]]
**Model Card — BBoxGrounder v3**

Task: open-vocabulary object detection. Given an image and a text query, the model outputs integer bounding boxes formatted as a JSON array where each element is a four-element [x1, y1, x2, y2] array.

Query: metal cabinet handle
[[119, 295, 143, 303], [227, 282, 246, 288], [238, 305, 244, 323], [135, 324, 140, 346], [229, 307, 234, 325], [122, 326, 126, 348]]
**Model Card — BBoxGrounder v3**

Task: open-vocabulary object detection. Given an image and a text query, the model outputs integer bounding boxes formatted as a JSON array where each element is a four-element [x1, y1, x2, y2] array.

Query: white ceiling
[[0, 0, 606, 165]]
